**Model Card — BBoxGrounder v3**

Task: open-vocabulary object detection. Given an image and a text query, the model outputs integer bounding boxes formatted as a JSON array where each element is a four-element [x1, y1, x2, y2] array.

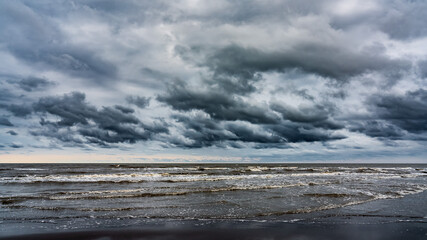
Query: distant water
[[1, 164, 426, 236]]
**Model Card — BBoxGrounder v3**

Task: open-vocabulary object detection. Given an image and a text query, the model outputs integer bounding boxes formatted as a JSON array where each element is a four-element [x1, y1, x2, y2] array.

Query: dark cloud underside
[[30, 92, 168, 147]]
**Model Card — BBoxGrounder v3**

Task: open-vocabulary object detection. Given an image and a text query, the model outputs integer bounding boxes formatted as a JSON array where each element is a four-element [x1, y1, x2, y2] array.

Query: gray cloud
[[5, 104, 33, 117], [371, 89, 427, 133], [6, 130, 18, 136], [270, 103, 342, 129], [168, 110, 344, 149], [169, 113, 236, 148], [349, 89, 427, 141], [16, 77, 54, 92], [168, 113, 285, 148], [349, 120, 405, 139], [0, 88, 18, 102], [0, 0, 426, 158], [158, 77, 345, 148], [33, 92, 98, 126], [9, 143, 23, 148], [225, 122, 285, 144], [327, 0, 427, 40], [126, 96, 150, 109], [379, 0, 427, 40], [177, 43, 410, 83], [13, 47, 117, 84], [267, 124, 344, 143], [418, 60, 427, 78], [114, 105, 135, 114], [0, 117, 13, 127], [0, 1, 117, 85], [31, 92, 168, 147], [158, 80, 280, 124]]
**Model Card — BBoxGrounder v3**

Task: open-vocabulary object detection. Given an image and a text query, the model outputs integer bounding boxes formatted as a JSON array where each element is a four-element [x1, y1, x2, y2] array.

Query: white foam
[[13, 168, 45, 171], [2, 167, 426, 184]]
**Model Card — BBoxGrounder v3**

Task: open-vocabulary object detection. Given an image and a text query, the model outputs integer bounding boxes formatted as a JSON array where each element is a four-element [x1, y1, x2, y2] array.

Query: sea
[[1, 164, 427, 239]]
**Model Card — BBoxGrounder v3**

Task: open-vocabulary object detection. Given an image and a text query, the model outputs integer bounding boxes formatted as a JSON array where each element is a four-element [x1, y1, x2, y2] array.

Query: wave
[[48, 183, 321, 200], [13, 168, 45, 171], [0, 196, 40, 205], [1, 173, 167, 184], [0, 182, 335, 203], [2, 169, 425, 184], [6, 165, 425, 173], [3, 186, 426, 222], [3, 205, 180, 212], [258, 187, 427, 217], [0, 172, 287, 184], [258, 198, 378, 216], [303, 193, 355, 198]]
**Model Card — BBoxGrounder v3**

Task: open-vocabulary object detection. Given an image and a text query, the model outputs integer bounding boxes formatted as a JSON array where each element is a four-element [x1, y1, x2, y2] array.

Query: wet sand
[[0, 224, 426, 240], [1, 191, 426, 240]]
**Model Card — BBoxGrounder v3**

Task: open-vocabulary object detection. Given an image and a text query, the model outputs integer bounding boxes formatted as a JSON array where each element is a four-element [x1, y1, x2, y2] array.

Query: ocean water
[[1, 164, 427, 237]]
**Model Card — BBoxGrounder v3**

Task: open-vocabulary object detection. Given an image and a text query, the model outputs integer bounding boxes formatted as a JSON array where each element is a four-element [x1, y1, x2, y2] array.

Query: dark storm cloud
[[33, 92, 97, 126], [350, 89, 427, 141], [175, 45, 261, 95], [225, 122, 284, 144], [16, 77, 54, 92], [126, 96, 150, 109], [165, 14, 415, 149], [9, 143, 23, 148], [267, 123, 345, 143], [31, 92, 168, 147], [349, 120, 405, 139], [270, 103, 343, 130], [6, 130, 18, 136], [165, 96, 344, 149], [371, 89, 427, 133], [157, 71, 347, 148], [30, 121, 86, 148], [294, 89, 315, 101], [0, 117, 13, 127], [4, 104, 33, 117], [114, 105, 135, 114], [169, 113, 343, 149], [177, 44, 410, 83], [158, 81, 280, 124], [169, 113, 285, 148], [169, 113, 236, 148]]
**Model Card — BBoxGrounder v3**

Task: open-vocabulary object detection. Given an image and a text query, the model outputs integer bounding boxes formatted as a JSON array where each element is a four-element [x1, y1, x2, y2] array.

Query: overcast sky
[[1, 0, 426, 163]]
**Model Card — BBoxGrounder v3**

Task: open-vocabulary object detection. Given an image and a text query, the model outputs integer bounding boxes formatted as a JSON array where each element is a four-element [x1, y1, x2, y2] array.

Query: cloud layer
[[0, 0, 426, 161]]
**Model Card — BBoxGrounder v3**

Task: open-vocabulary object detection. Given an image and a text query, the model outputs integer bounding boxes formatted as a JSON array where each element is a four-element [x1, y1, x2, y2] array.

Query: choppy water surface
[[0, 164, 426, 232]]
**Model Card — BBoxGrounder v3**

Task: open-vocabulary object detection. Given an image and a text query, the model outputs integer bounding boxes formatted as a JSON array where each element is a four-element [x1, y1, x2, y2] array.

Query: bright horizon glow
[[0, 154, 425, 164]]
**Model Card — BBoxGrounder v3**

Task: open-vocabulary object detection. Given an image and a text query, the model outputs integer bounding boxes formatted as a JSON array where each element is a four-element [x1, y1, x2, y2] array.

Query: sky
[[0, 0, 426, 163]]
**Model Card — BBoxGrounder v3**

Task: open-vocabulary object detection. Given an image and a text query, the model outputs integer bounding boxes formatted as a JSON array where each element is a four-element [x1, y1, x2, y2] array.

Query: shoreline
[[1, 190, 426, 240]]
